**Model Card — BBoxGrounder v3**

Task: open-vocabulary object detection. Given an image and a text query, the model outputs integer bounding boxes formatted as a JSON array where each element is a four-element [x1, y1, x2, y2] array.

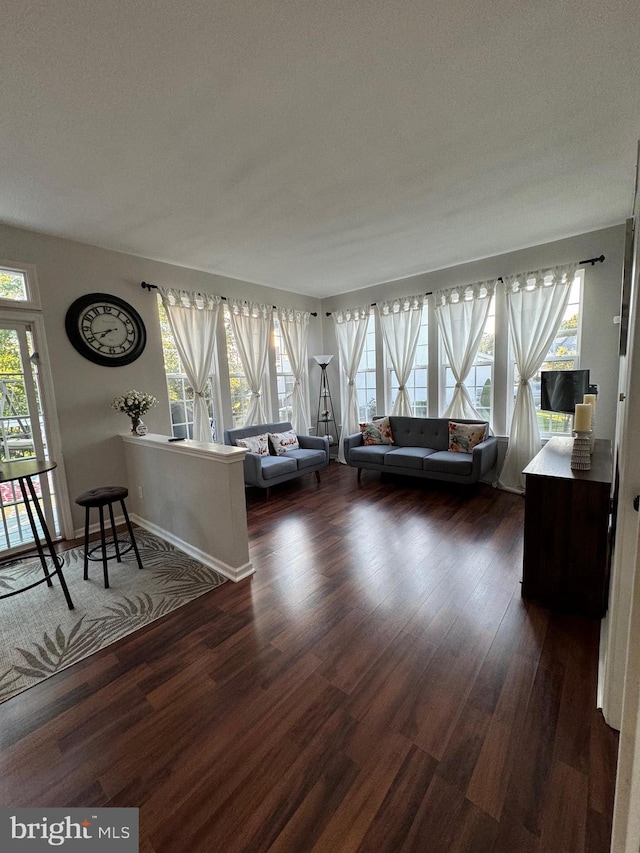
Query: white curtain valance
[[377, 293, 427, 315], [332, 306, 372, 324], [228, 300, 272, 321], [435, 279, 496, 306], [159, 288, 222, 310], [503, 264, 578, 295], [276, 306, 311, 325]]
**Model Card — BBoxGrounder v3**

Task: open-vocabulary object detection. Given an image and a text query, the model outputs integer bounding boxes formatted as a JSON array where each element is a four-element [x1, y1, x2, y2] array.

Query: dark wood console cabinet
[[522, 436, 612, 617]]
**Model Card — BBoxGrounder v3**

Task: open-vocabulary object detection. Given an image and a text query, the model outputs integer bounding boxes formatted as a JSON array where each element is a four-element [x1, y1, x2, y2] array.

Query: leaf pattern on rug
[[0, 532, 228, 704]]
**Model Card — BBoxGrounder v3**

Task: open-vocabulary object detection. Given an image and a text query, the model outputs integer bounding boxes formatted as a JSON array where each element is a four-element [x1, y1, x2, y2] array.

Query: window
[[442, 295, 495, 423], [355, 311, 377, 421], [224, 305, 263, 429], [512, 270, 583, 437], [273, 316, 295, 422], [389, 304, 428, 415], [158, 299, 218, 440], [0, 262, 40, 309]]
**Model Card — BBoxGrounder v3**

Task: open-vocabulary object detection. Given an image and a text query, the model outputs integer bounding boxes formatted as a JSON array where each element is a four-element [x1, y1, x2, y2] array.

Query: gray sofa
[[224, 421, 330, 495], [343, 416, 497, 485]]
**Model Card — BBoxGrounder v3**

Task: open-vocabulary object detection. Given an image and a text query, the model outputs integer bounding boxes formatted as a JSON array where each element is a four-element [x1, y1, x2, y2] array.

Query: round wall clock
[[65, 293, 147, 366]]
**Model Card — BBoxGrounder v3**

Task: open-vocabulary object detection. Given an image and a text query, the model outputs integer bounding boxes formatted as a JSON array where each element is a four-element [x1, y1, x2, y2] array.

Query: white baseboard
[[73, 514, 125, 539], [129, 513, 255, 583]]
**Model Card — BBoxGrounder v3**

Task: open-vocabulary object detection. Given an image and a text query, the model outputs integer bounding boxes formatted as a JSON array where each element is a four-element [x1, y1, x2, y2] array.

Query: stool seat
[[76, 485, 129, 508], [74, 485, 142, 588]]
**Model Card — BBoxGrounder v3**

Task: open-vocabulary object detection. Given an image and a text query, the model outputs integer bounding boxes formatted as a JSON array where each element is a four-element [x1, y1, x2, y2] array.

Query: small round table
[[0, 459, 74, 610]]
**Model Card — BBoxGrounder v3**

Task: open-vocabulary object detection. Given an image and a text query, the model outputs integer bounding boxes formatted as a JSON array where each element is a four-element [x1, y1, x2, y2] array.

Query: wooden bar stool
[[75, 486, 143, 588]]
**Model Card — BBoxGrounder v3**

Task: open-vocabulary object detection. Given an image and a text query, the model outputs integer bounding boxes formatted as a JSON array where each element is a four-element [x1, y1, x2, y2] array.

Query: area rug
[[0, 530, 227, 704]]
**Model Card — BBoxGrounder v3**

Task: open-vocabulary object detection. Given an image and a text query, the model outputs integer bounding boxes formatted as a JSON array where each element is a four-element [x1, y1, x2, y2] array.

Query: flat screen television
[[540, 369, 591, 414]]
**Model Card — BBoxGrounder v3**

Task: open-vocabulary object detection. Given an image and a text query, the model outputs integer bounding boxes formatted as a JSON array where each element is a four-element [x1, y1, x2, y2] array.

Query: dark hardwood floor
[[0, 462, 618, 852]]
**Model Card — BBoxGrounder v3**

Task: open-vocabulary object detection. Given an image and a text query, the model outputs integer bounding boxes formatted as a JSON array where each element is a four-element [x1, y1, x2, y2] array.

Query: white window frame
[[272, 315, 296, 424], [507, 269, 584, 439], [439, 293, 495, 428], [387, 303, 428, 416], [157, 297, 220, 441], [0, 260, 41, 310], [354, 310, 377, 421]]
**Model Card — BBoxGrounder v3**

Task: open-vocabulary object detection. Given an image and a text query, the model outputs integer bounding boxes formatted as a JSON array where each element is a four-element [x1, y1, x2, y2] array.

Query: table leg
[[22, 475, 74, 610]]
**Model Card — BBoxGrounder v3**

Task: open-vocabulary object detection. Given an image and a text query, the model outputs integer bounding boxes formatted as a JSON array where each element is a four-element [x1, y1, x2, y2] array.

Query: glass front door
[[0, 320, 59, 553]]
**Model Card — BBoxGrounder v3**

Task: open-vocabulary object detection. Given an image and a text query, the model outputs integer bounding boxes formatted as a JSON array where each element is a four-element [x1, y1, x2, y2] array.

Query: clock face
[[65, 293, 146, 366]]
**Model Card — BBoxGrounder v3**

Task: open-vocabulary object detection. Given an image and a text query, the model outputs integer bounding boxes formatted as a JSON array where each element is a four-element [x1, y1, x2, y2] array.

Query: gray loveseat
[[343, 416, 497, 485], [224, 421, 330, 495]]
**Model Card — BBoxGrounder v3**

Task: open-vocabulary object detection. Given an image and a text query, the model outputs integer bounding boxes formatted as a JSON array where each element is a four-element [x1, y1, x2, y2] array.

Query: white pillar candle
[[574, 402, 592, 432], [583, 393, 597, 411]]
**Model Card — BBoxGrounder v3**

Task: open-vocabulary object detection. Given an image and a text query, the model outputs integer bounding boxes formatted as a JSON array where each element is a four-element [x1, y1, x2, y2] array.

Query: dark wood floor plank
[[0, 463, 618, 852], [538, 760, 588, 853], [498, 655, 565, 838]]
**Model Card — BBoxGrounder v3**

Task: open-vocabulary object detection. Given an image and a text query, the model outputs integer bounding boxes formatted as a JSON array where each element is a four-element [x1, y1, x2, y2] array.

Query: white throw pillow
[[236, 433, 270, 456], [269, 429, 300, 456]]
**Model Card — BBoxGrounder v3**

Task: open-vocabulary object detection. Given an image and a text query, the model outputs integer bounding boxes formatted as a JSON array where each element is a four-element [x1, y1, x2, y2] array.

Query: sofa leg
[[315, 470, 321, 483], [357, 468, 362, 483], [265, 487, 270, 501]]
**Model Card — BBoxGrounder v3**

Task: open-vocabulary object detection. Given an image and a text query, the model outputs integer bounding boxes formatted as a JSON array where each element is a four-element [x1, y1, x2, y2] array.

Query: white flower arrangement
[[111, 390, 158, 419]]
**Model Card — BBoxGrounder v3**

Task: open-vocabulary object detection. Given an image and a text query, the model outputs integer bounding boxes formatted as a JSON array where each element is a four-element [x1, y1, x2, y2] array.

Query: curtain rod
[[140, 282, 318, 316], [496, 254, 605, 283]]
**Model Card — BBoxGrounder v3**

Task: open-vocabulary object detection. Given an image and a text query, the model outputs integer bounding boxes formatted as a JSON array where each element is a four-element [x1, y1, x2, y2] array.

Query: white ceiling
[[1, 0, 639, 298]]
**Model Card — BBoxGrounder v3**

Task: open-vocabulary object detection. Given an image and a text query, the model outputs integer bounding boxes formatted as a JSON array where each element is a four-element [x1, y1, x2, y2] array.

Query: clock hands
[[97, 327, 118, 338]]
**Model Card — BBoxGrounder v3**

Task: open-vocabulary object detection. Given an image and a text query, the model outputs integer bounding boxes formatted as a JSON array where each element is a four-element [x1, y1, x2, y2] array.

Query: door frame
[[0, 307, 74, 542]]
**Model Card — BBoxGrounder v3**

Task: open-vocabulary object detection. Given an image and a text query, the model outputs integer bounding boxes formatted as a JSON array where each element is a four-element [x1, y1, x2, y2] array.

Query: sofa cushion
[[286, 448, 327, 469], [269, 429, 300, 455], [359, 416, 394, 446], [259, 456, 298, 480], [448, 421, 487, 452], [423, 450, 473, 476], [349, 445, 395, 463], [236, 433, 269, 456], [384, 447, 437, 470], [389, 417, 449, 451]]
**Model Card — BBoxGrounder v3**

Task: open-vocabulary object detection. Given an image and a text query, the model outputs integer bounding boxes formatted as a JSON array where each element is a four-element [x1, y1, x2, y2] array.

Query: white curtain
[[333, 306, 370, 464], [498, 264, 577, 493], [435, 280, 496, 420], [159, 288, 221, 443], [377, 294, 426, 416], [228, 300, 271, 425], [276, 307, 311, 434]]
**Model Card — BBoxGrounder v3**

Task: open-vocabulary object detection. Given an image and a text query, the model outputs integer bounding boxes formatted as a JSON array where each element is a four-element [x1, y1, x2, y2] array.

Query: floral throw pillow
[[236, 433, 270, 456], [359, 416, 394, 446], [448, 421, 487, 453], [269, 429, 300, 456]]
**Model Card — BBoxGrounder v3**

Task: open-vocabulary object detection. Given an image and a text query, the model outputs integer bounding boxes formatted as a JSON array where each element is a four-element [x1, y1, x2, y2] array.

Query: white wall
[[0, 223, 323, 533], [320, 224, 626, 441], [0, 221, 625, 536]]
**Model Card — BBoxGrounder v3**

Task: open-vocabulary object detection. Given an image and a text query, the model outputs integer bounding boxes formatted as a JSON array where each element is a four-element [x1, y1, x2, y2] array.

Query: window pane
[[355, 312, 376, 421], [390, 305, 428, 415], [441, 295, 494, 422], [0, 268, 28, 302], [224, 307, 255, 428], [273, 317, 295, 422], [158, 298, 217, 440], [512, 274, 582, 437]]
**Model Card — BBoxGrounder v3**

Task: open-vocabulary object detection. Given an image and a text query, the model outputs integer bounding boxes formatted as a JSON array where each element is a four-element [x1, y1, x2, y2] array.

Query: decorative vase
[[130, 416, 141, 434]]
